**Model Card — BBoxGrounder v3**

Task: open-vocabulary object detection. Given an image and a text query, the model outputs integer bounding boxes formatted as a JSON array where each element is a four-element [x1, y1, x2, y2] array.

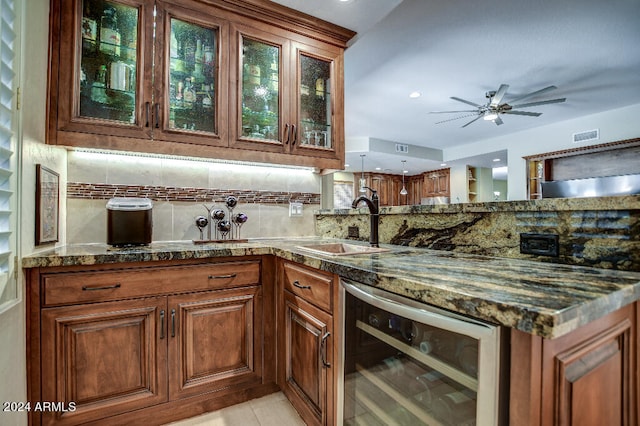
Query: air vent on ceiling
[[395, 143, 409, 153], [572, 129, 599, 144]]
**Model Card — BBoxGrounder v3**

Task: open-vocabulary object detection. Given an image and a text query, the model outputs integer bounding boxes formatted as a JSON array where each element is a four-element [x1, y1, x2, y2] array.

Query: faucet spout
[[352, 187, 380, 247]]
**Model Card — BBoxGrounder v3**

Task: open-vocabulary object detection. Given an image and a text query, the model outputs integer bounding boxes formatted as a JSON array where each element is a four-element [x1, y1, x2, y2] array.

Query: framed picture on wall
[[35, 165, 59, 245]]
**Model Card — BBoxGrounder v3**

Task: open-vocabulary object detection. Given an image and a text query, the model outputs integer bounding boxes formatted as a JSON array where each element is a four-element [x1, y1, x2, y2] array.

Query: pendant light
[[359, 154, 367, 193], [400, 160, 408, 196]]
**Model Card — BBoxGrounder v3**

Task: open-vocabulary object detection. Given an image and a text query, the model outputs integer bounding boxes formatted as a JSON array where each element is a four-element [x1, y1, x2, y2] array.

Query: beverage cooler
[[339, 279, 503, 426]]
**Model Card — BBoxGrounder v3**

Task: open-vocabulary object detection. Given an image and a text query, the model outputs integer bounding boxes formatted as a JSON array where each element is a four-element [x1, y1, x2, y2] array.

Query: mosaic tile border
[[67, 182, 321, 204]]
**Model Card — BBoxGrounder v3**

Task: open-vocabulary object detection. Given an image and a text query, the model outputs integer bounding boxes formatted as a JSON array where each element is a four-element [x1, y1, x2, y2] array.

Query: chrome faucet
[[352, 187, 380, 247]]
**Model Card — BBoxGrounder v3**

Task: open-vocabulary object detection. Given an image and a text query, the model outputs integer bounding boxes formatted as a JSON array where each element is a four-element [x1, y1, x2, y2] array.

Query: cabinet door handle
[[154, 103, 160, 128], [321, 331, 331, 368], [171, 309, 176, 338], [145, 102, 150, 127], [160, 310, 165, 339], [293, 280, 311, 289], [290, 124, 297, 146], [208, 273, 237, 280], [284, 123, 290, 145], [82, 283, 121, 291]]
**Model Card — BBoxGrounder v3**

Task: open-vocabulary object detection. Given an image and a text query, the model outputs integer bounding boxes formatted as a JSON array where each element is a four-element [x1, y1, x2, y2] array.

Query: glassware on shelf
[[168, 17, 217, 133], [299, 54, 332, 149], [79, 0, 138, 124], [240, 37, 280, 141]]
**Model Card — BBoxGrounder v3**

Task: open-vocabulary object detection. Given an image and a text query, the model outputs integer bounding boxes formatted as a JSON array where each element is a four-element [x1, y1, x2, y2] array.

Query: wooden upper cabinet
[[153, 0, 229, 147], [50, 0, 156, 142], [47, 0, 355, 169]]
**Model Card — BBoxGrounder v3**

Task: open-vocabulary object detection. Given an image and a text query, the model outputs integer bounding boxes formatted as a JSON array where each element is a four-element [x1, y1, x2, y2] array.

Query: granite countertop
[[22, 237, 640, 339]]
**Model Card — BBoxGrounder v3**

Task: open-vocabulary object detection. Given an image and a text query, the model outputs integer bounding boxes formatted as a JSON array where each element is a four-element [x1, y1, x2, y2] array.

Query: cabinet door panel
[[55, 0, 154, 140], [154, 1, 228, 146], [229, 23, 290, 153], [282, 291, 332, 425], [169, 286, 262, 400], [41, 297, 167, 426], [290, 42, 343, 161]]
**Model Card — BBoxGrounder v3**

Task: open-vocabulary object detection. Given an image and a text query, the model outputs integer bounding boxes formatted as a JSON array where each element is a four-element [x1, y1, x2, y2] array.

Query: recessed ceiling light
[[375, 167, 381, 170], [440, 163, 447, 167], [493, 158, 501, 162], [344, 164, 350, 168], [409, 91, 421, 98]]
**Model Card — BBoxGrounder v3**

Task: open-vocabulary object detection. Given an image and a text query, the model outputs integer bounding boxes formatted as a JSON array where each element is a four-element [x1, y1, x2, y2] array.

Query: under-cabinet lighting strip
[[71, 148, 317, 172]]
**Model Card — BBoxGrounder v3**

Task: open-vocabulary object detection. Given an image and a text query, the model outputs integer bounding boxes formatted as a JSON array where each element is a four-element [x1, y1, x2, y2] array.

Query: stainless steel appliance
[[339, 279, 503, 426]]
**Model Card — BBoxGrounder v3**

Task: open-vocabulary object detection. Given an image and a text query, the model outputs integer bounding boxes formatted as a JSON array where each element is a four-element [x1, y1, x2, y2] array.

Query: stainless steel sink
[[296, 243, 389, 256]]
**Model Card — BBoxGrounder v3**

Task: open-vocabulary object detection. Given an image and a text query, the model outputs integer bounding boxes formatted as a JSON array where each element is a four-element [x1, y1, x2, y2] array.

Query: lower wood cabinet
[[510, 302, 638, 426], [278, 260, 338, 426], [27, 258, 276, 426]]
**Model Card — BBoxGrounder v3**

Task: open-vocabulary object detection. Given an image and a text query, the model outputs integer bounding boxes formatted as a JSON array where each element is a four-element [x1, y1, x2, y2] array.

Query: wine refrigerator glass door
[[340, 280, 502, 426]]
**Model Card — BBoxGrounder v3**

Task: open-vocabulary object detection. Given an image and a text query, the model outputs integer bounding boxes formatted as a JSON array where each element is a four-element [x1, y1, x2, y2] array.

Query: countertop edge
[[22, 239, 640, 339]]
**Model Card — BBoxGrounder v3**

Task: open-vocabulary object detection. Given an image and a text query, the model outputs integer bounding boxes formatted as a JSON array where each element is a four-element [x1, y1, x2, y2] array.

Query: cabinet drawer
[[282, 261, 333, 312], [42, 261, 260, 306]]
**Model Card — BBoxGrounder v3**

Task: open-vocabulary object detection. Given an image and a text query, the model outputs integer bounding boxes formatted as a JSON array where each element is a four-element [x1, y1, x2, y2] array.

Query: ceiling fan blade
[[429, 110, 479, 114], [508, 85, 558, 103], [503, 110, 542, 117], [435, 113, 480, 124], [494, 116, 504, 126], [511, 98, 566, 109], [451, 96, 482, 108], [461, 115, 483, 128], [490, 84, 509, 107]]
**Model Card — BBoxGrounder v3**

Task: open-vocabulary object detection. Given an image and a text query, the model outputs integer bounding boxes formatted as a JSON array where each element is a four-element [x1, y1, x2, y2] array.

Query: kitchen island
[[23, 238, 640, 425], [23, 237, 640, 339]]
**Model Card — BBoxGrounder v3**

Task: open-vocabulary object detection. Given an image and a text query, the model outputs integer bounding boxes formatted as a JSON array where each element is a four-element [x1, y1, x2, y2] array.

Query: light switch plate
[[289, 202, 303, 217]]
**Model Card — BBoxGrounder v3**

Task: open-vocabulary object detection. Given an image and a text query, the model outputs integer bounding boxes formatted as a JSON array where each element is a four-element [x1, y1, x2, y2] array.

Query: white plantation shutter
[[0, 0, 17, 308]]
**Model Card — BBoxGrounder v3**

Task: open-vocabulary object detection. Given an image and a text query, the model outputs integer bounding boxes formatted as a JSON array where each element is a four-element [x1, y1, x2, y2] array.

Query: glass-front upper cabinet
[[79, 1, 138, 123], [230, 24, 289, 153], [290, 42, 344, 160], [52, 0, 154, 142], [154, 3, 227, 146]]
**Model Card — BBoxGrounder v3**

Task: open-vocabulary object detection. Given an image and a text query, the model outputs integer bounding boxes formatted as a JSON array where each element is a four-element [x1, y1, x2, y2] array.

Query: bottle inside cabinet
[[342, 287, 491, 426], [240, 38, 280, 141], [168, 18, 218, 133], [80, 0, 137, 124], [299, 54, 331, 149]]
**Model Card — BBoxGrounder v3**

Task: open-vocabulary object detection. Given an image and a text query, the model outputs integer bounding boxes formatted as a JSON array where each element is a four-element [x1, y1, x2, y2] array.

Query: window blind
[[0, 0, 16, 307]]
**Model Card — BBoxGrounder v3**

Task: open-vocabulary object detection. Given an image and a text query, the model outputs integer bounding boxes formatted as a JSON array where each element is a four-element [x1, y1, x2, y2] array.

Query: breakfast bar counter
[[23, 237, 640, 339]]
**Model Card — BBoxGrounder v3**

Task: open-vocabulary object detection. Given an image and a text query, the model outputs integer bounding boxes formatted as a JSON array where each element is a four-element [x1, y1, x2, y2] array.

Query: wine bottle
[[432, 390, 477, 426], [99, 6, 121, 56]]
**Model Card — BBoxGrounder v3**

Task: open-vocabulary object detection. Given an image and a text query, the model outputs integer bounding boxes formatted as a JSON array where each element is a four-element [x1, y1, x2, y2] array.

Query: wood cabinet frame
[[510, 302, 638, 426], [26, 256, 278, 426], [46, 0, 355, 170]]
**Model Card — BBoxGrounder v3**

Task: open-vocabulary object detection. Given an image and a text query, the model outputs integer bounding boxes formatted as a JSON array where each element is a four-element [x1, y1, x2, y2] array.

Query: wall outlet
[[348, 226, 359, 238], [289, 202, 303, 217], [520, 233, 559, 257]]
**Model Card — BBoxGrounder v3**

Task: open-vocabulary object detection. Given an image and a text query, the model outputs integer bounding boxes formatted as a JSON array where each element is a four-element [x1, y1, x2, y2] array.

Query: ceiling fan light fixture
[[483, 112, 498, 121]]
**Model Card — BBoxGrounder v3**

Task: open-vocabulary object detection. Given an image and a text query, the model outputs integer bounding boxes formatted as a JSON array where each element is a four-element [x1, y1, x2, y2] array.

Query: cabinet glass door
[[240, 37, 281, 143], [167, 18, 218, 134], [298, 54, 332, 150], [79, 0, 139, 124]]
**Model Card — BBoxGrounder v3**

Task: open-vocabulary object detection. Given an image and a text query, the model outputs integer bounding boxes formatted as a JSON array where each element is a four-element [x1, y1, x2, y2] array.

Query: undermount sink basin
[[296, 243, 389, 256]]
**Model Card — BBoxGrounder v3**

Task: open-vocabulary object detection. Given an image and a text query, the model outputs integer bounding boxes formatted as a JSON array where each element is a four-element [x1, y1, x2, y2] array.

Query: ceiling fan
[[430, 84, 566, 128]]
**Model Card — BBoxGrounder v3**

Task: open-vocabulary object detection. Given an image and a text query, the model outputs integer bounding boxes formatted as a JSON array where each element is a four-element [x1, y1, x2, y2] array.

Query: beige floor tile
[[165, 392, 305, 426]]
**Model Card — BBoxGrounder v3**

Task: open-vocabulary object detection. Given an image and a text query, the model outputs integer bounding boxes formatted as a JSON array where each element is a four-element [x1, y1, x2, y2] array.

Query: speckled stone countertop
[[22, 237, 640, 339]]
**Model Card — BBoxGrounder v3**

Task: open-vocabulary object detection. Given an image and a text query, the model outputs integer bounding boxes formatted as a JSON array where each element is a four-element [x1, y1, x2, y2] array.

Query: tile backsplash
[[66, 151, 320, 244]]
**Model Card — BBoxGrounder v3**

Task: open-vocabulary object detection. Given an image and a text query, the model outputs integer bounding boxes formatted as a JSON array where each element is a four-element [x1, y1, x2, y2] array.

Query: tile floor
[[165, 392, 305, 426]]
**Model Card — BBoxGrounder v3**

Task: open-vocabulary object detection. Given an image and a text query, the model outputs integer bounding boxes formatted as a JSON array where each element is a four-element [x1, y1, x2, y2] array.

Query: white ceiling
[[273, 0, 640, 176]]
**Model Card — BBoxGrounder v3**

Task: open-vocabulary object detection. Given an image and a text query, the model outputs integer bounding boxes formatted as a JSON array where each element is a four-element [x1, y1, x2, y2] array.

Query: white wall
[[444, 103, 640, 199], [1, 0, 66, 424]]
